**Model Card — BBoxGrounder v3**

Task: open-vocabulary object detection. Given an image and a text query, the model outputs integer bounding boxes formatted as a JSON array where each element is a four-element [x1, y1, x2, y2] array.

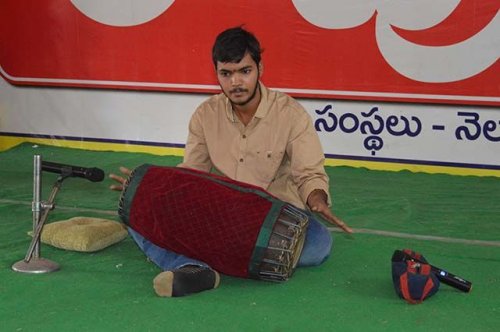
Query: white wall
[[1, 77, 499, 175]]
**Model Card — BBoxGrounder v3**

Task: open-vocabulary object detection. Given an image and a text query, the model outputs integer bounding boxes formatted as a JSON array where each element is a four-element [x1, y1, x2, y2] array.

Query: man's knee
[[297, 217, 334, 267], [315, 225, 333, 264]]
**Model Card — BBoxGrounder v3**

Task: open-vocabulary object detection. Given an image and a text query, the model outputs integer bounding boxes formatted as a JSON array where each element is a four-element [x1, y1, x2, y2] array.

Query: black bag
[[391, 249, 440, 304]]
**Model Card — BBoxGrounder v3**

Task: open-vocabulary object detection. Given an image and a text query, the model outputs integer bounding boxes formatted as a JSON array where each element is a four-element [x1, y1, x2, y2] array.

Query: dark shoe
[[153, 265, 220, 297]]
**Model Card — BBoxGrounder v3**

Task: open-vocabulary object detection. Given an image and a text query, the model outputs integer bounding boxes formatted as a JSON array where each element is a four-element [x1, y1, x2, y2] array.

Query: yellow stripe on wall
[[324, 159, 499, 177], [0, 136, 184, 156], [1, 136, 498, 177]]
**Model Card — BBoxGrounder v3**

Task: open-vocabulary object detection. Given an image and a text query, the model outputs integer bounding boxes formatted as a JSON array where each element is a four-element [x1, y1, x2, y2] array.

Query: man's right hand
[[109, 166, 132, 191]]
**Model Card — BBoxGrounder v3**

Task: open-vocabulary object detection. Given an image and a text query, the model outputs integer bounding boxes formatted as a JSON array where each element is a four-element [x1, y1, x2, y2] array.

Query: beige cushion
[[30, 217, 128, 252]]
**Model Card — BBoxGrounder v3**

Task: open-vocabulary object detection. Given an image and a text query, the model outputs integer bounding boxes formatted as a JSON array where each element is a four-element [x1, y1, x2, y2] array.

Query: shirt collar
[[254, 82, 269, 119], [224, 82, 269, 122]]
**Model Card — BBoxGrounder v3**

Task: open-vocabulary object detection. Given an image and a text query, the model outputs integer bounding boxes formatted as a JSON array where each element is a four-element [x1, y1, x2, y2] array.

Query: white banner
[[302, 100, 499, 168], [0, 78, 498, 172]]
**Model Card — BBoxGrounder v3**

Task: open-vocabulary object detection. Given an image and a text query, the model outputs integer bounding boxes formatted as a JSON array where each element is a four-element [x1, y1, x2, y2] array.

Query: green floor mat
[[1, 143, 499, 331]]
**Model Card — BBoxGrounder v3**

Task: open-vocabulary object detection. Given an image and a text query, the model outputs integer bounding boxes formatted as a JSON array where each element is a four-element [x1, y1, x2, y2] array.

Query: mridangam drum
[[118, 164, 309, 282], [253, 204, 308, 281]]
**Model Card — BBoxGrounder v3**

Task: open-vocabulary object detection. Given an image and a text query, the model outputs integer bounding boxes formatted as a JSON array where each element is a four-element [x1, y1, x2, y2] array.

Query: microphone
[[392, 250, 472, 293], [41, 161, 105, 182]]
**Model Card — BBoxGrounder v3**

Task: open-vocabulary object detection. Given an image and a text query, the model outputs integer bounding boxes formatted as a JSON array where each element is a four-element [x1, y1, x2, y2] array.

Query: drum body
[[118, 164, 309, 281]]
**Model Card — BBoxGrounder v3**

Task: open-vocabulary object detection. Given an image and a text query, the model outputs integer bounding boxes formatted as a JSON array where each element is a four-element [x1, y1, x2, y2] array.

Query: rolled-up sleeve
[[178, 107, 213, 172], [286, 110, 331, 206]]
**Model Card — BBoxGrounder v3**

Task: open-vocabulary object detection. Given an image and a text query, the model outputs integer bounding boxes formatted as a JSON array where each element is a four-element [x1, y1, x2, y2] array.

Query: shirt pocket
[[254, 149, 285, 185]]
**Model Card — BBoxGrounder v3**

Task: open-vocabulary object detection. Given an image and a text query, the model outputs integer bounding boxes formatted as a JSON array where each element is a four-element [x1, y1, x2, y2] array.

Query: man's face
[[216, 52, 262, 107]]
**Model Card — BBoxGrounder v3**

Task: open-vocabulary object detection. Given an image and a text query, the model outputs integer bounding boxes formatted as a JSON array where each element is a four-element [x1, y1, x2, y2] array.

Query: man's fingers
[[119, 166, 132, 176], [109, 173, 126, 184], [316, 206, 353, 234], [330, 214, 353, 234], [108, 167, 132, 192], [109, 184, 124, 191]]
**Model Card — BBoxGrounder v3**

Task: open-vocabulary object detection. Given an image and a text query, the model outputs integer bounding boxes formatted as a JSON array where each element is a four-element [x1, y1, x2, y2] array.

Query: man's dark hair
[[212, 27, 262, 67]]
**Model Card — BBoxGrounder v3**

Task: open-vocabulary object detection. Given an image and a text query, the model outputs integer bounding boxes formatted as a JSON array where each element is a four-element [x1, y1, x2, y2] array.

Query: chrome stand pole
[[12, 155, 60, 274]]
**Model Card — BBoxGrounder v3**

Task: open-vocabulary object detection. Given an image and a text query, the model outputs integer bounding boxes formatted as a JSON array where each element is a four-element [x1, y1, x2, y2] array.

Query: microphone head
[[85, 167, 105, 182]]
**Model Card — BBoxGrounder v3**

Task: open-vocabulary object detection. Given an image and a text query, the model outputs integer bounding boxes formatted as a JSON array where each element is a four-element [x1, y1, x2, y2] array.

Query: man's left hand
[[307, 189, 353, 234]]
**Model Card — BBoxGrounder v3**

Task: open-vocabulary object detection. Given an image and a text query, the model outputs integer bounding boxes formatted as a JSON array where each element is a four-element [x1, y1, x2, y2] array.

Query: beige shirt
[[178, 83, 330, 209]]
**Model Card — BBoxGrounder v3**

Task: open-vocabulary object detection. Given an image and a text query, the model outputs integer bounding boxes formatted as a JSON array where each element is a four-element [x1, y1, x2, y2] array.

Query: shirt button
[[239, 158, 244, 162], [242, 134, 246, 139]]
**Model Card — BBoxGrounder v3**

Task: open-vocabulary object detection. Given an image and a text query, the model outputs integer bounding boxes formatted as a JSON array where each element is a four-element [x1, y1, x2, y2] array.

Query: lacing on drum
[[117, 167, 138, 222], [257, 204, 309, 282]]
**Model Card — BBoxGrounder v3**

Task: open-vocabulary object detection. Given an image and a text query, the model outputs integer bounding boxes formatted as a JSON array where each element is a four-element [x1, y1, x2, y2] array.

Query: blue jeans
[[128, 215, 333, 271]]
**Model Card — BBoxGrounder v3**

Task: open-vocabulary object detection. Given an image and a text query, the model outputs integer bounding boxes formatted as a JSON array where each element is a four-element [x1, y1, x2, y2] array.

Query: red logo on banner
[[0, 0, 498, 105]]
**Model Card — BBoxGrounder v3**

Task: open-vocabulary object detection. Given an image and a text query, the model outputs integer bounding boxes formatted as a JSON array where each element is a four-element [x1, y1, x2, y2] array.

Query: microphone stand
[[12, 155, 63, 274]]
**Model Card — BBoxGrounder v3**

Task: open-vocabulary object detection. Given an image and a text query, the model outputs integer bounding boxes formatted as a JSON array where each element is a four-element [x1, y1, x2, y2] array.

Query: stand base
[[12, 258, 60, 274]]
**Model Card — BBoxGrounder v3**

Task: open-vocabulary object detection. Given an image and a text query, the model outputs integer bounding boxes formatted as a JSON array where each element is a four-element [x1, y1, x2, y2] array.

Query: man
[[110, 27, 352, 297]]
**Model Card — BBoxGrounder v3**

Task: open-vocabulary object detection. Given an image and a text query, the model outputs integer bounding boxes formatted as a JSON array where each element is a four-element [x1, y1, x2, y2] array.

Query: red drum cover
[[119, 165, 305, 278]]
